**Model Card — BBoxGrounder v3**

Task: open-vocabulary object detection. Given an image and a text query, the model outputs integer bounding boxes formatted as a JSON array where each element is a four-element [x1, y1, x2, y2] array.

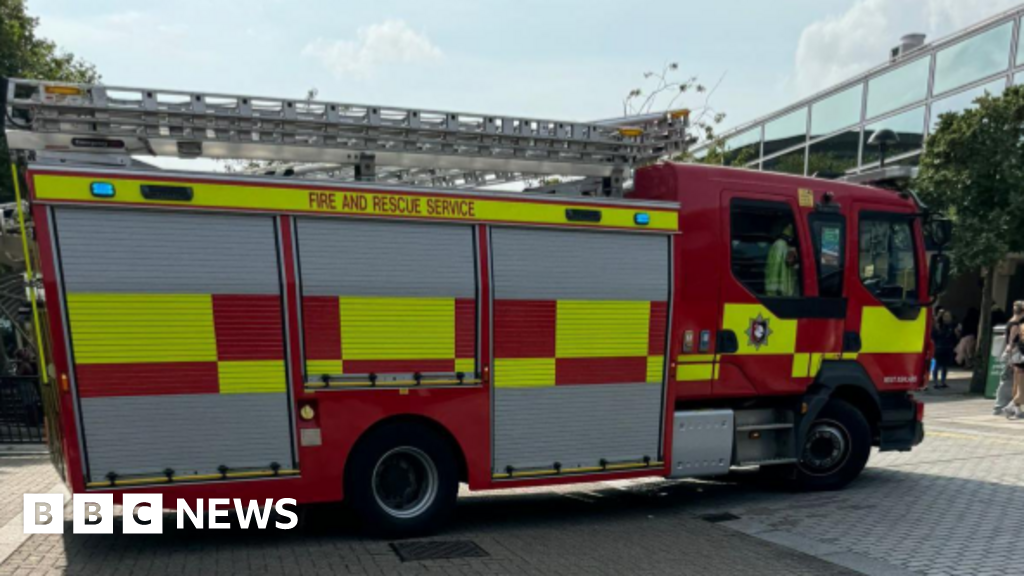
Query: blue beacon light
[[90, 182, 116, 198]]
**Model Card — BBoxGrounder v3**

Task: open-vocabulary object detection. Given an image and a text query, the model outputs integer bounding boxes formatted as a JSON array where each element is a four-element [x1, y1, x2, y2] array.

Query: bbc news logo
[[24, 494, 298, 534]]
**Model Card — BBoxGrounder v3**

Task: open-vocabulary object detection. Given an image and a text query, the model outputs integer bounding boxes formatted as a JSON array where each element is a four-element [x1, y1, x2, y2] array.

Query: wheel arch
[[800, 360, 882, 445], [346, 413, 470, 484]]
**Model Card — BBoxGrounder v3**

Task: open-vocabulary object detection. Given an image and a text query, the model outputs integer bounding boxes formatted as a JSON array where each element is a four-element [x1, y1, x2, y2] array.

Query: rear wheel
[[345, 422, 458, 537], [792, 398, 871, 490]]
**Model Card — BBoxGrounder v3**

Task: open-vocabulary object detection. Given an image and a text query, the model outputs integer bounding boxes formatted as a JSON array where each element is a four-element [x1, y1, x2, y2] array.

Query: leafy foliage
[[914, 85, 1024, 393], [2, 0, 100, 201], [915, 85, 1024, 273]]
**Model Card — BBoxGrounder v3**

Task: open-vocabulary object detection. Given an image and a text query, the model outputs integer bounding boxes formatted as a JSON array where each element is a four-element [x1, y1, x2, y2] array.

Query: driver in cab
[[766, 223, 799, 297]]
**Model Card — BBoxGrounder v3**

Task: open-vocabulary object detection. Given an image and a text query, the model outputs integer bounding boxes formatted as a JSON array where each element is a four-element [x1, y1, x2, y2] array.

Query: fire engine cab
[[3, 78, 948, 535]]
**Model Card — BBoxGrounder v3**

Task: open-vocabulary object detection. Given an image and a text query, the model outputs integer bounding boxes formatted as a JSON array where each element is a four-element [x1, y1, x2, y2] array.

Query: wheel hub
[[799, 420, 850, 476], [372, 447, 439, 519]]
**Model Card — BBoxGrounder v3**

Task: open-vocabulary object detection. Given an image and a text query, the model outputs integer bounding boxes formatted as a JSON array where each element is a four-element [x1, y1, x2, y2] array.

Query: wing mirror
[[925, 217, 953, 250], [928, 253, 951, 298]]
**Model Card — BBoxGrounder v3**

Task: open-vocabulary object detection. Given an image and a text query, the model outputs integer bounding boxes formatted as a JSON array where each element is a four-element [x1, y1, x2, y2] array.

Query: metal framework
[[693, 4, 1024, 177], [3, 78, 692, 194]]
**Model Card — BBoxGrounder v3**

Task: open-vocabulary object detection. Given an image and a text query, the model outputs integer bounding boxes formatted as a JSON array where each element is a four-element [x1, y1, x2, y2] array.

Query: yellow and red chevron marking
[[66, 293, 286, 397], [302, 296, 476, 377], [493, 299, 667, 388]]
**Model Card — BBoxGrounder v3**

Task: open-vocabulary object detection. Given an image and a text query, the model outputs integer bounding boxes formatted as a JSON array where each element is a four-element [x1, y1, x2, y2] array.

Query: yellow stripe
[[33, 173, 678, 231], [676, 363, 713, 381], [67, 293, 216, 364], [809, 353, 824, 377], [218, 360, 286, 394], [842, 352, 859, 360], [556, 300, 650, 358], [646, 355, 664, 382], [678, 354, 715, 363], [721, 303, 797, 355], [455, 358, 476, 374], [859, 306, 927, 354], [11, 165, 48, 383], [340, 296, 454, 360], [791, 353, 810, 378], [494, 358, 555, 388], [712, 363, 720, 379], [306, 359, 343, 377]]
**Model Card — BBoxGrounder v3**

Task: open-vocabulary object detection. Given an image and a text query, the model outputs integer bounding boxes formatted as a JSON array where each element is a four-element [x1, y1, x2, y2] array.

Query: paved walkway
[[0, 375, 1019, 575]]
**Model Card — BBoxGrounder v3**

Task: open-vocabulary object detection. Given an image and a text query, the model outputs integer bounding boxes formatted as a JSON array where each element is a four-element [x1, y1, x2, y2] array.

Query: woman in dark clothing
[[931, 311, 957, 389]]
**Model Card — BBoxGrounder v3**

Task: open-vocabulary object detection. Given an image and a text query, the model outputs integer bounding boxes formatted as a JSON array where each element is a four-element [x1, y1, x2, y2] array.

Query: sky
[[28, 0, 1023, 141]]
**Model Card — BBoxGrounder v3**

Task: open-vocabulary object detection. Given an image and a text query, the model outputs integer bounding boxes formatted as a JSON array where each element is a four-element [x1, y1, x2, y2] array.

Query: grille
[[390, 540, 489, 562], [699, 512, 742, 523]]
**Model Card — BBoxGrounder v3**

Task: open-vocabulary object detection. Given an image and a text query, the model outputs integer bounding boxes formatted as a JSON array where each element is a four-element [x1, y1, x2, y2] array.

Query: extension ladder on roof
[[3, 78, 692, 194]]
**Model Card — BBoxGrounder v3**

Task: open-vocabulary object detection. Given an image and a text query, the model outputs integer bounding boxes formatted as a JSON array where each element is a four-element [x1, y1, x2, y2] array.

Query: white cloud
[[790, 0, 1019, 98], [302, 20, 442, 78]]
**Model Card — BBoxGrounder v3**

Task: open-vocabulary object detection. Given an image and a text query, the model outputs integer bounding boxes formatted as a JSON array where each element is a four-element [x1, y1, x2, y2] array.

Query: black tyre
[[791, 398, 871, 491], [345, 422, 458, 537]]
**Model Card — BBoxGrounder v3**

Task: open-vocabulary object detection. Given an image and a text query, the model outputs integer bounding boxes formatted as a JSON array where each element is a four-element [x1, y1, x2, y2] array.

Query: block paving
[[0, 375, 1016, 575]]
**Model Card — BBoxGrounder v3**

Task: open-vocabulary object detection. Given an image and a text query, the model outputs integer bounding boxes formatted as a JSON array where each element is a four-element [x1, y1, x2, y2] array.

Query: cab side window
[[859, 215, 918, 302], [730, 200, 803, 298], [810, 215, 845, 298]]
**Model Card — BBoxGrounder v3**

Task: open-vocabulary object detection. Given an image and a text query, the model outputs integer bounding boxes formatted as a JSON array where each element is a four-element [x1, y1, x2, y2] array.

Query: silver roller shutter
[[54, 207, 293, 483], [297, 218, 475, 298], [490, 227, 670, 475]]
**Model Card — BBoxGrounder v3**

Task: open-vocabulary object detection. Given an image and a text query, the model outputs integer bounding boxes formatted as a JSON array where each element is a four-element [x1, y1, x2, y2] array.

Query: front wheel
[[791, 398, 871, 491], [345, 422, 459, 537]]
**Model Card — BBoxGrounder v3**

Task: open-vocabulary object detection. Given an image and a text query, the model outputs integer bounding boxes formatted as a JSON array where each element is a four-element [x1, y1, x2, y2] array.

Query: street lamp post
[[868, 128, 900, 168]]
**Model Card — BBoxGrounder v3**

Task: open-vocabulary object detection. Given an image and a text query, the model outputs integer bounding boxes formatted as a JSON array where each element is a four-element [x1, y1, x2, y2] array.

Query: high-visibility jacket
[[765, 238, 797, 297]]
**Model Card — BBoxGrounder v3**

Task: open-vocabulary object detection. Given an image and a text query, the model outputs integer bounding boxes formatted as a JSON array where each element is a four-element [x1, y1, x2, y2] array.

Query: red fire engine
[[3, 78, 948, 535]]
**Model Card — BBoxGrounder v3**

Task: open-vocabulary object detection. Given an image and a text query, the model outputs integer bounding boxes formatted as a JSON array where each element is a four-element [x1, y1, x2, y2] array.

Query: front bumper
[[878, 392, 924, 452]]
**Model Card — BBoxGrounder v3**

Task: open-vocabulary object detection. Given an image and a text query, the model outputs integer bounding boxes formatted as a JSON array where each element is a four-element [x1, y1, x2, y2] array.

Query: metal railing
[[0, 376, 43, 443]]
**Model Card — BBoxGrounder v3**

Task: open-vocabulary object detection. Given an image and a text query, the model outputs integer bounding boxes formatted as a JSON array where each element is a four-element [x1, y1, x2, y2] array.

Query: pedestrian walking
[[1003, 302, 1024, 419], [993, 302, 1024, 415], [931, 310, 957, 389]]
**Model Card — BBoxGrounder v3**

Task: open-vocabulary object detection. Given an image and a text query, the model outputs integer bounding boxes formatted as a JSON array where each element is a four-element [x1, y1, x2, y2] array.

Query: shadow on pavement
[[32, 463, 1019, 575]]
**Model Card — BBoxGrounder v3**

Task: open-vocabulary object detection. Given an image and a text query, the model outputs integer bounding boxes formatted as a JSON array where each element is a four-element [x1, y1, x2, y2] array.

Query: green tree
[[2, 0, 99, 201], [914, 85, 1024, 394], [1, 0, 98, 367]]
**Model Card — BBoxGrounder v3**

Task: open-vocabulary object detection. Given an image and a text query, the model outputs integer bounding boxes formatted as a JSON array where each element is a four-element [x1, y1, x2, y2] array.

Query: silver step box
[[669, 409, 734, 478]]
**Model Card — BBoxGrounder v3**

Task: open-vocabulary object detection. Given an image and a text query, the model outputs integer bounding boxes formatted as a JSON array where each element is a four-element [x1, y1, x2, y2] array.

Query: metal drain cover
[[390, 540, 489, 562], [699, 512, 741, 523]]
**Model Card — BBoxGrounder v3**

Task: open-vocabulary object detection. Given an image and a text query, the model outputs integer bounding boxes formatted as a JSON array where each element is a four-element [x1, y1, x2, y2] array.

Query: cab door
[[846, 205, 928, 390], [802, 210, 850, 376], [717, 191, 847, 396]]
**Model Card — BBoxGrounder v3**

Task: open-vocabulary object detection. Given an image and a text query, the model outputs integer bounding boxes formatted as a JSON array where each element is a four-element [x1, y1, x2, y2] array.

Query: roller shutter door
[[491, 227, 670, 474], [296, 218, 477, 382], [54, 208, 293, 483]]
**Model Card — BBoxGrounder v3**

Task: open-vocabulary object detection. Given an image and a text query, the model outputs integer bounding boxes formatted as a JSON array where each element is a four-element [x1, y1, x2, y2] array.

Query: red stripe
[[212, 295, 284, 361], [302, 296, 341, 360], [455, 298, 476, 359], [278, 217, 304, 412], [648, 301, 668, 355], [77, 362, 219, 398], [494, 300, 556, 358], [343, 359, 455, 374], [555, 357, 647, 385]]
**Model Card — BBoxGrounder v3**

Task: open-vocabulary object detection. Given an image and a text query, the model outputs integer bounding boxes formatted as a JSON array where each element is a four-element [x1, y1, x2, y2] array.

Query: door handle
[[843, 331, 862, 353], [717, 330, 739, 354]]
